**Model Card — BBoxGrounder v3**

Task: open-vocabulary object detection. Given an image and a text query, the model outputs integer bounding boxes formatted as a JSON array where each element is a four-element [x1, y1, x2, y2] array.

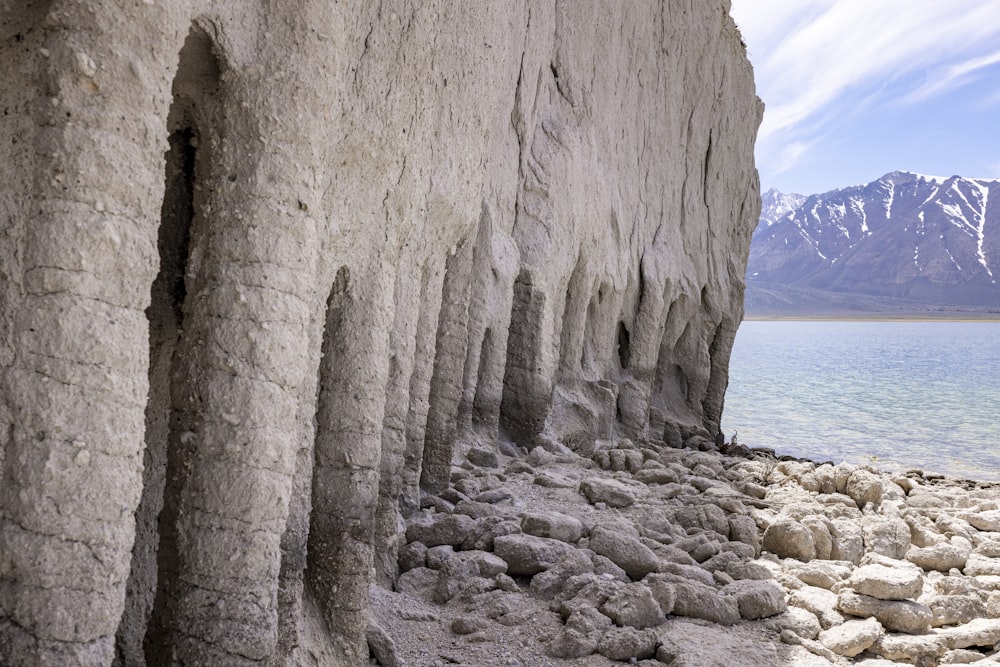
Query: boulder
[[870, 633, 947, 664], [433, 557, 483, 603], [425, 544, 455, 569], [818, 617, 883, 658], [848, 562, 923, 601], [599, 583, 664, 629], [763, 519, 816, 562], [493, 534, 576, 576], [546, 607, 612, 659], [837, 590, 932, 634], [397, 541, 427, 572], [579, 477, 637, 508], [845, 468, 887, 509], [934, 618, 1000, 649], [924, 594, 987, 627], [788, 586, 845, 630], [595, 626, 657, 661], [396, 567, 437, 597], [861, 515, 911, 560], [763, 607, 822, 640], [829, 518, 864, 564], [727, 514, 761, 554], [906, 542, 970, 572], [466, 446, 499, 468], [720, 579, 787, 620], [405, 513, 477, 547], [963, 509, 1000, 532], [787, 560, 853, 590], [588, 525, 659, 580], [643, 574, 677, 615], [669, 580, 741, 626], [963, 553, 1000, 577], [521, 511, 585, 544]]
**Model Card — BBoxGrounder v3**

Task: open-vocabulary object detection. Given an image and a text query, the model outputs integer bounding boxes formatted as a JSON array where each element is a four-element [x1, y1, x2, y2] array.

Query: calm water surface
[[723, 321, 1000, 481]]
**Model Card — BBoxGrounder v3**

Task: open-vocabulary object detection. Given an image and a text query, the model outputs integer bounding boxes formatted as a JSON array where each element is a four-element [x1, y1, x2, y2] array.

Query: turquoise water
[[723, 320, 1000, 481]]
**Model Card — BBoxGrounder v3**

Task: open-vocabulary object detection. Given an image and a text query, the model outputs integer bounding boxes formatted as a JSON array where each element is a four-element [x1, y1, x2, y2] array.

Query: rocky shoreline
[[353, 434, 1000, 667]]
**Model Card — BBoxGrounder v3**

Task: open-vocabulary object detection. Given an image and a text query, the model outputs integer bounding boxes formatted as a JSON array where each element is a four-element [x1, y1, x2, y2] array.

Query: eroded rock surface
[[0, 1, 760, 665]]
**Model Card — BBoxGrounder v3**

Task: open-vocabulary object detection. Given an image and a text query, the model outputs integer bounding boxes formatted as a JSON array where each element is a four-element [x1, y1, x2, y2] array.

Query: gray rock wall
[[0, 1, 761, 664]]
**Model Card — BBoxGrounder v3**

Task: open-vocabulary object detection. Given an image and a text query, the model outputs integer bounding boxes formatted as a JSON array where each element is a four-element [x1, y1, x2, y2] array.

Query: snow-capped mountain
[[759, 188, 806, 228], [747, 171, 1000, 308]]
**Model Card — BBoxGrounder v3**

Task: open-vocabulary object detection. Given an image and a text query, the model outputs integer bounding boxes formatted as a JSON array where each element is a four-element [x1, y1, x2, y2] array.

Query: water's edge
[[723, 320, 1000, 482]]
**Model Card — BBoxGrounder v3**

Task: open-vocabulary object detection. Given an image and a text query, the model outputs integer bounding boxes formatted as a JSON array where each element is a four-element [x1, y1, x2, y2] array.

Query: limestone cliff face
[[0, 1, 761, 665]]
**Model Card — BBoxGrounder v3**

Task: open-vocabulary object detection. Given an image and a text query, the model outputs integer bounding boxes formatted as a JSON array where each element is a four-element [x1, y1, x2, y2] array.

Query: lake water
[[722, 320, 1000, 481]]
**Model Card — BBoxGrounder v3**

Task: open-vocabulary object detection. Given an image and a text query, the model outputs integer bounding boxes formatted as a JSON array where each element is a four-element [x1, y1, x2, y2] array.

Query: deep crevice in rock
[[617, 321, 631, 370], [116, 23, 221, 666]]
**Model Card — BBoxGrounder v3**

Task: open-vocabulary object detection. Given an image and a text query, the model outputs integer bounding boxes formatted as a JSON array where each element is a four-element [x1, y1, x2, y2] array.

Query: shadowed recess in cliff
[[471, 327, 495, 428], [500, 269, 550, 446], [557, 255, 589, 378], [118, 23, 221, 666], [307, 267, 374, 663], [617, 321, 631, 370]]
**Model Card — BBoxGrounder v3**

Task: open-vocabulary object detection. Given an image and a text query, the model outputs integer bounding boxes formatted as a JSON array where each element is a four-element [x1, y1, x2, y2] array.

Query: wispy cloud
[[731, 0, 1000, 183], [902, 49, 1000, 104], [770, 141, 814, 178]]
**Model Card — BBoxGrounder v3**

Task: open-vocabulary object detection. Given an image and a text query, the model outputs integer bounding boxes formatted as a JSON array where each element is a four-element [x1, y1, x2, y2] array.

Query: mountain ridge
[[748, 170, 1000, 314]]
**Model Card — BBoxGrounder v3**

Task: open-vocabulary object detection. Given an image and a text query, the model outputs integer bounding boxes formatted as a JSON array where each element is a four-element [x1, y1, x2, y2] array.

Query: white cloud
[[901, 49, 1000, 104], [731, 0, 1000, 182], [770, 140, 814, 177]]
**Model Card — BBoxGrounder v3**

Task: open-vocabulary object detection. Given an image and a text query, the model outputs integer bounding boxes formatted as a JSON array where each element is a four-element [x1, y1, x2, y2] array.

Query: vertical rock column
[[400, 264, 446, 511], [307, 264, 393, 663], [421, 241, 474, 492], [158, 10, 330, 662], [0, 4, 182, 665], [373, 263, 422, 584], [499, 269, 552, 446]]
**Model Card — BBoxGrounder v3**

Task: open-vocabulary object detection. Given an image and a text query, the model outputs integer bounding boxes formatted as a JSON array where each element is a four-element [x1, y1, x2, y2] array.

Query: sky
[[729, 0, 1000, 196]]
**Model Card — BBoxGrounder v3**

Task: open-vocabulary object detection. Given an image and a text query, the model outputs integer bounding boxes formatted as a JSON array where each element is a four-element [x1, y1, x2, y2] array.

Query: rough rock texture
[[0, 1, 760, 665]]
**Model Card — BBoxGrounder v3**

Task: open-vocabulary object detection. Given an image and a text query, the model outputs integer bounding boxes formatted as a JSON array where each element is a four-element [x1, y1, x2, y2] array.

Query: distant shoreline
[[744, 314, 1000, 322]]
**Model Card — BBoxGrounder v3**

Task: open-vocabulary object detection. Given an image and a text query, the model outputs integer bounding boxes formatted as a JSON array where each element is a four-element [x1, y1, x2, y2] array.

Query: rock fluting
[[0, 1, 759, 665]]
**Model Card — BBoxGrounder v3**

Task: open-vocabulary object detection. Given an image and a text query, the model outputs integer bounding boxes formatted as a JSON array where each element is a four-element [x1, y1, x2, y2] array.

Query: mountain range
[[746, 171, 1000, 316]]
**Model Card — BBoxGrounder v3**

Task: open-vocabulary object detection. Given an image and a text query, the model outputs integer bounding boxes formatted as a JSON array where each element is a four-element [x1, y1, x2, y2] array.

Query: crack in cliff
[[703, 128, 713, 212], [510, 9, 531, 241]]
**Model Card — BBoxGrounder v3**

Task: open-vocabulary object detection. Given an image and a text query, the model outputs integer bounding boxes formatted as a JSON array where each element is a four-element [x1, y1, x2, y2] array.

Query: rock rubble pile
[[372, 435, 1000, 666]]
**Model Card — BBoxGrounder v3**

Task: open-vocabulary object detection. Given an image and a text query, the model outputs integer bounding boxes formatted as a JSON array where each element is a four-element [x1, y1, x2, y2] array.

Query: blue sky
[[729, 0, 1000, 196]]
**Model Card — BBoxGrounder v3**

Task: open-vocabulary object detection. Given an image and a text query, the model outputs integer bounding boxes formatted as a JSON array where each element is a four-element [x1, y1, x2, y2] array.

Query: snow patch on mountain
[[749, 171, 1000, 307]]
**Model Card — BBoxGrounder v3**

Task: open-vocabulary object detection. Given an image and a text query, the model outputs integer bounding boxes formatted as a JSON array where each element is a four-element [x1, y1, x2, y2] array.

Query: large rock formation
[[0, 1, 760, 665]]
